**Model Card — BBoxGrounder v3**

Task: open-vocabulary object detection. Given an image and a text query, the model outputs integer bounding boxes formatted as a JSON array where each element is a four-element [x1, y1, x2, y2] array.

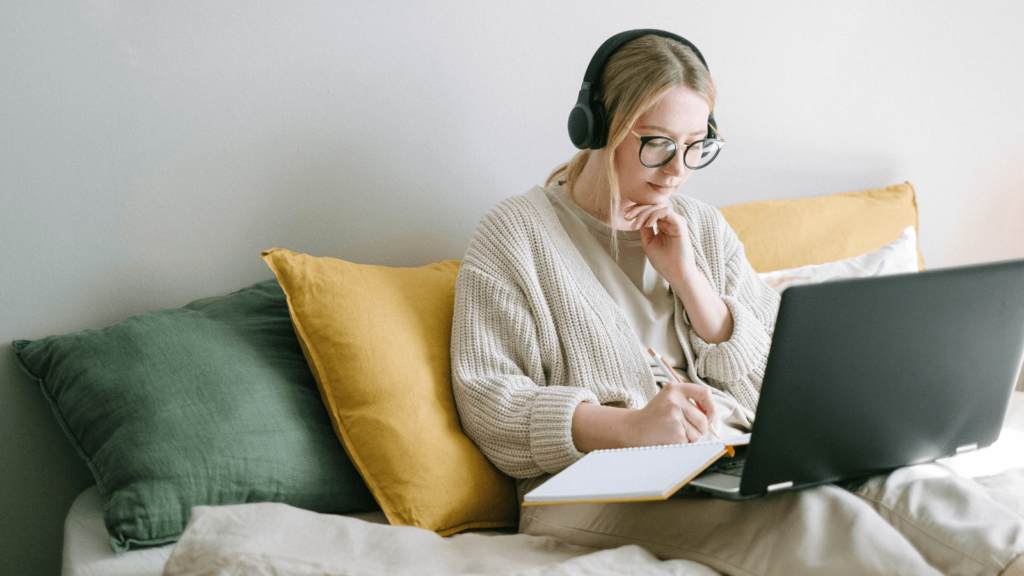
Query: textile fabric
[[261, 249, 519, 536], [161, 500, 720, 576], [13, 279, 377, 552], [519, 464, 1024, 576], [545, 184, 688, 381], [450, 186, 780, 479], [758, 225, 919, 293], [718, 182, 923, 273]]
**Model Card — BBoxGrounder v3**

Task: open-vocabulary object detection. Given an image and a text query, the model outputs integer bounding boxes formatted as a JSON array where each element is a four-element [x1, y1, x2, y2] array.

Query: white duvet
[[63, 419, 1024, 576], [160, 502, 718, 576], [159, 429, 1024, 576]]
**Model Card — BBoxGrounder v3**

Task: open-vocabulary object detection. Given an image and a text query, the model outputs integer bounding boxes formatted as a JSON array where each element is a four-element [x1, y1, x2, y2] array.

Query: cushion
[[719, 182, 924, 273], [13, 279, 378, 552], [758, 225, 920, 293], [260, 249, 519, 536]]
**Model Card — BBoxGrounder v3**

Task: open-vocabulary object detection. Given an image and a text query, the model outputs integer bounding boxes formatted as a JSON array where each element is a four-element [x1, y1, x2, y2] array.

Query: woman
[[450, 30, 1024, 576]]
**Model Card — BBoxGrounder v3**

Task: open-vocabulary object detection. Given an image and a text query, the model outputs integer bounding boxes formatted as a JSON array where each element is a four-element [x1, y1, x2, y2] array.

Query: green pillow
[[13, 279, 378, 552]]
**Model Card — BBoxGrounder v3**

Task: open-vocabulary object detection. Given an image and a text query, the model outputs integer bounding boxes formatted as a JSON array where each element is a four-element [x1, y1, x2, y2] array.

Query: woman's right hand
[[626, 382, 717, 446]]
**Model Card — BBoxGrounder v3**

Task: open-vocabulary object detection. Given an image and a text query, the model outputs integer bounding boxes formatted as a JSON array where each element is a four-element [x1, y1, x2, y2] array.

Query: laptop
[[686, 257, 1024, 500]]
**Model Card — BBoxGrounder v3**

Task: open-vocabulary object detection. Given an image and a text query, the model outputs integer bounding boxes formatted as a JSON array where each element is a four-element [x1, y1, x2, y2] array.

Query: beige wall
[[3, 2, 1023, 574]]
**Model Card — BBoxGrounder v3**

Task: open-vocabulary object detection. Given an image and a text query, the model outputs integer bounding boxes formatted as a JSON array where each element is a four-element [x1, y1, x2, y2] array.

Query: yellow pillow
[[719, 182, 924, 273], [260, 249, 518, 536]]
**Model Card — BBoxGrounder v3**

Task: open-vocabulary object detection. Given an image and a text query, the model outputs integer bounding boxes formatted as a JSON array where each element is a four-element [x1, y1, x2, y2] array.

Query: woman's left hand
[[624, 200, 735, 344], [624, 202, 695, 285]]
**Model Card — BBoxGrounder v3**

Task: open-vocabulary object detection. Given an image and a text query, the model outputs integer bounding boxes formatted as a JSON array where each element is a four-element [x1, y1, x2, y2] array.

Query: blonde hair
[[547, 35, 716, 225]]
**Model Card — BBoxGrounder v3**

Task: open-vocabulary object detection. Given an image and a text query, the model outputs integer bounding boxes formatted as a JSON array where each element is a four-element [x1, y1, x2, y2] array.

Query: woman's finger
[[664, 383, 709, 437], [624, 203, 653, 220], [653, 210, 684, 237], [679, 410, 703, 443], [624, 206, 644, 229], [639, 206, 670, 231], [667, 396, 696, 443], [649, 206, 685, 232], [639, 222, 654, 244], [679, 399, 709, 437], [639, 211, 660, 232], [654, 211, 684, 236], [626, 204, 668, 228], [689, 384, 717, 422]]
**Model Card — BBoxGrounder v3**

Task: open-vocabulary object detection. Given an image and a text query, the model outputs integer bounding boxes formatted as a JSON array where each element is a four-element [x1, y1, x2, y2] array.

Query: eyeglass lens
[[640, 137, 723, 169]]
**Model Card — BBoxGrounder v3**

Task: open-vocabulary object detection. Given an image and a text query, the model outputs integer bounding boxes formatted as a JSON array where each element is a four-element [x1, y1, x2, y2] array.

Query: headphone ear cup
[[567, 103, 594, 149], [590, 100, 607, 149], [707, 112, 718, 140]]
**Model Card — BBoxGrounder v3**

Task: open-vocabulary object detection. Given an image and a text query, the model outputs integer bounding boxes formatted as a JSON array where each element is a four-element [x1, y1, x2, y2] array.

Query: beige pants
[[519, 464, 1024, 576]]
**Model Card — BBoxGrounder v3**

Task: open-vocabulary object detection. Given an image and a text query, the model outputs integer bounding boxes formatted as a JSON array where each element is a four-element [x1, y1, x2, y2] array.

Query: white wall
[[3, 2, 1023, 573]]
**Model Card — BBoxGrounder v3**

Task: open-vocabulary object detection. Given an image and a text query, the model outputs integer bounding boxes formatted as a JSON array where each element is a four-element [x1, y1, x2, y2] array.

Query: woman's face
[[612, 85, 711, 209]]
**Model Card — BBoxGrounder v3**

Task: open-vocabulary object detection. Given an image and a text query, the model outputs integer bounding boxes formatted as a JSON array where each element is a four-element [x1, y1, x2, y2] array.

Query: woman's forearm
[[668, 262, 733, 344], [571, 401, 634, 452], [571, 380, 717, 452]]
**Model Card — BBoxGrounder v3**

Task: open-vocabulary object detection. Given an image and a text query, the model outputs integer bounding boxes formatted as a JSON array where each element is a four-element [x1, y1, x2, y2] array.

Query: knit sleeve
[[686, 206, 780, 412], [450, 264, 598, 479]]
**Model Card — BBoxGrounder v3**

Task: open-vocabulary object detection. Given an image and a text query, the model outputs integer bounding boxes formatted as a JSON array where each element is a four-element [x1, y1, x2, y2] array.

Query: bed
[[64, 395, 1024, 575], [15, 182, 1024, 576]]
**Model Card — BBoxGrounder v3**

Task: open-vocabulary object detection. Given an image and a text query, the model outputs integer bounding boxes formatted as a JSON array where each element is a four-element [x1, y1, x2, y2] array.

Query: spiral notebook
[[523, 434, 751, 505]]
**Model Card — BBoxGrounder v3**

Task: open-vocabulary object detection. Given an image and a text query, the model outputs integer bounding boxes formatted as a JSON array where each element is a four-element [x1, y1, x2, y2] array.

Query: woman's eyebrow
[[637, 124, 707, 139]]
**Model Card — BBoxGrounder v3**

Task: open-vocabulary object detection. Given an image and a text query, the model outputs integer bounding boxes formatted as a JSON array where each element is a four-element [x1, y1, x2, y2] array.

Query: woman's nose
[[661, 150, 686, 176]]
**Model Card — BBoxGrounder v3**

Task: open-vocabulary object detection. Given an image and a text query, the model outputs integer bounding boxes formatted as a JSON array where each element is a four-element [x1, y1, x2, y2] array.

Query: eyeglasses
[[630, 123, 725, 170]]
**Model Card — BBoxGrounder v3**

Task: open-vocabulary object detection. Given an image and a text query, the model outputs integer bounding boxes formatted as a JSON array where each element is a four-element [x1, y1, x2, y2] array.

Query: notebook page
[[725, 433, 751, 447], [524, 441, 728, 504]]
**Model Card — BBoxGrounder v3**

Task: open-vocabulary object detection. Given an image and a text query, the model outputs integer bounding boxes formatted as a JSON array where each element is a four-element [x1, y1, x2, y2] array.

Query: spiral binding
[[593, 441, 717, 454]]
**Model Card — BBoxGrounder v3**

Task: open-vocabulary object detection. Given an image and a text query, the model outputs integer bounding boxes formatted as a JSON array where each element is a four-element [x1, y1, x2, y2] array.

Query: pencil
[[646, 347, 720, 439]]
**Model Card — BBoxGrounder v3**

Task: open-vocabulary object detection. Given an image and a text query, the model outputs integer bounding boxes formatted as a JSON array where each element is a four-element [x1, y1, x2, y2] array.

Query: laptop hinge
[[955, 443, 979, 455], [767, 481, 793, 492]]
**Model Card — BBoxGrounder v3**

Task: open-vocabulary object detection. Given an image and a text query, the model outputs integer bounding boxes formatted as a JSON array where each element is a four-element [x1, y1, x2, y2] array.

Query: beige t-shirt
[[545, 185, 688, 384]]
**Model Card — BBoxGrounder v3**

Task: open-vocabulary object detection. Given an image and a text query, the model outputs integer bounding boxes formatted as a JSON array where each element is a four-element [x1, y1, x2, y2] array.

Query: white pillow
[[757, 226, 919, 294]]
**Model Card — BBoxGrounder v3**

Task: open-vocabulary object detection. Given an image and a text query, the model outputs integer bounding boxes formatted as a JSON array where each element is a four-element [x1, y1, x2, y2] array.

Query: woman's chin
[[645, 182, 676, 198], [621, 183, 677, 208]]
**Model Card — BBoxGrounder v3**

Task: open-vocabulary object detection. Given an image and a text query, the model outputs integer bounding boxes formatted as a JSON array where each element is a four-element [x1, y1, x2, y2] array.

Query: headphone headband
[[581, 29, 710, 86], [568, 29, 717, 150]]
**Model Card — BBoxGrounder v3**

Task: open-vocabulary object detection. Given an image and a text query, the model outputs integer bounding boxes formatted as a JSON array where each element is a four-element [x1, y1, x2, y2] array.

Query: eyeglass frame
[[629, 122, 726, 170]]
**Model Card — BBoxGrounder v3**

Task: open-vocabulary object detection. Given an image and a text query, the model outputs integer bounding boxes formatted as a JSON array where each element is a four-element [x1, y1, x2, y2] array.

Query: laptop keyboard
[[711, 459, 745, 477]]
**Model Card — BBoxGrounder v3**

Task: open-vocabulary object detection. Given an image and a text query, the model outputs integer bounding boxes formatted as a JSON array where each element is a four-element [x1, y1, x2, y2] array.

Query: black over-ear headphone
[[567, 29, 717, 150]]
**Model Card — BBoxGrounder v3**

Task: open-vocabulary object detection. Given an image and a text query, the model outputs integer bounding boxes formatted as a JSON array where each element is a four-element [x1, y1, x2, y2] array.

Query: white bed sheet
[[62, 487, 392, 576], [62, 487, 172, 576], [63, 392, 1024, 576]]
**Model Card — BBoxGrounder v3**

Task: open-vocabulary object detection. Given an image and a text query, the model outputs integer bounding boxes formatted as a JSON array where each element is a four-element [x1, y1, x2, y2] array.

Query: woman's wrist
[[663, 260, 700, 290], [668, 263, 734, 344], [571, 402, 635, 453]]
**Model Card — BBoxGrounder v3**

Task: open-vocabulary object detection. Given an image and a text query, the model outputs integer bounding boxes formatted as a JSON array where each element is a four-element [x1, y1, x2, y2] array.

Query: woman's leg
[[1002, 556, 1024, 576], [852, 463, 1024, 576], [519, 479, 942, 576]]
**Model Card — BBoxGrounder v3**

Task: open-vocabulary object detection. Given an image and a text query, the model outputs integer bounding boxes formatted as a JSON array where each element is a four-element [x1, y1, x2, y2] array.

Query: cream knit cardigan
[[451, 186, 781, 478]]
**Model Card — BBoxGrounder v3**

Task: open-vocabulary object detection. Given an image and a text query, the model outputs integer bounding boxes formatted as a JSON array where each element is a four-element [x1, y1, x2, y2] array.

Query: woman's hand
[[622, 201, 735, 344], [571, 383, 718, 452], [625, 381, 718, 446], [623, 202, 695, 286]]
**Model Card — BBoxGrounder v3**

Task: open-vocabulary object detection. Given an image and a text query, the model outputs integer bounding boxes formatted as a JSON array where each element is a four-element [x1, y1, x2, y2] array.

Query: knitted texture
[[451, 186, 780, 478]]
